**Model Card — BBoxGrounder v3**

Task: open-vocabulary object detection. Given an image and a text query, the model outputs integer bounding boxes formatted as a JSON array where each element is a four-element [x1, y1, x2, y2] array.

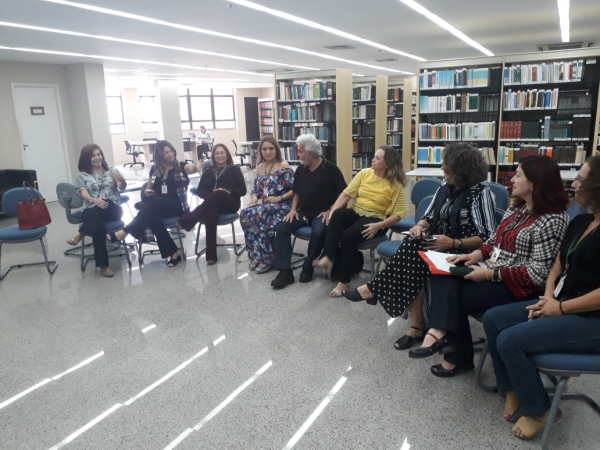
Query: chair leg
[[375, 255, 385, 274], [475, 341, 497, 393], [137, 241, 144, 265], [542, 377, 569, 450], [369, 247, 377, 277], [230, 222, 243, 256], [122, 239, 132, 267], [176, 228, 186, 259], [39, 238, 58, 274], [0, 242, 4, 280], [195, 225, 203, 256]]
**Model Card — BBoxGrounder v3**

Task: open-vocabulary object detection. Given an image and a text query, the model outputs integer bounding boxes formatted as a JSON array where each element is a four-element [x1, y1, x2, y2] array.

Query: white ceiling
[[1, 0, 600, 85]]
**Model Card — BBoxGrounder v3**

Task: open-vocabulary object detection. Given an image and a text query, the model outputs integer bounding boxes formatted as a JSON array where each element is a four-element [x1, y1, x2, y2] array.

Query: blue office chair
[[56, 183, 131, 271], [376, 194, 435, 273], [137, 182, 187, 264], [0, 187, 58, 280], [390, 178, 442, 235], [290, 226, 313, 269], [567, 201, 588, 219], [484, 181, 509, 211], [495, 208, 506, 226]]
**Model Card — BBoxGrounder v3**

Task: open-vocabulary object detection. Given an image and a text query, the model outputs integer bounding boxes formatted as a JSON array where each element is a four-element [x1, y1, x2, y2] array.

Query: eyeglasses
[[213, 152, 227, 156]]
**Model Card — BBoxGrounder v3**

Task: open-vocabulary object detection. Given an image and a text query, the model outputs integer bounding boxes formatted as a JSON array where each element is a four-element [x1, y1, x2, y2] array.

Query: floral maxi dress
[[240, 168, 294, 265]]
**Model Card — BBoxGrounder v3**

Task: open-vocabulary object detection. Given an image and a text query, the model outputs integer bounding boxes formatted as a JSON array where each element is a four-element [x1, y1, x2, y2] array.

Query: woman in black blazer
[[177, 143, 247, 265]]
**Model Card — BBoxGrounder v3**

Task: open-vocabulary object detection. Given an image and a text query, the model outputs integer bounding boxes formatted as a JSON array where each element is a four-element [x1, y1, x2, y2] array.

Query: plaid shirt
[[480, 204, 569, 299]]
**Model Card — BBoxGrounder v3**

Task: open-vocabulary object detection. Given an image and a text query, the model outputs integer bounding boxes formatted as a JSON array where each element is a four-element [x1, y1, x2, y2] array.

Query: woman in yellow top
[[314, 146, 406, 297]]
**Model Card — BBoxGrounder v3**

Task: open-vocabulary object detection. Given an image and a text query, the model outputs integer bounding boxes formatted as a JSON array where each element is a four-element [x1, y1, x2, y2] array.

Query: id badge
[[161, 184, 168, 194], [554, 275, 566, 298], [488, 247, 501, 265]]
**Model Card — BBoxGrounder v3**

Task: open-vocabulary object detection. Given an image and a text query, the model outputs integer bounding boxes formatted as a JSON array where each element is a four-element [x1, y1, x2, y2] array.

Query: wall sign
[[30, 107, 45, 115]]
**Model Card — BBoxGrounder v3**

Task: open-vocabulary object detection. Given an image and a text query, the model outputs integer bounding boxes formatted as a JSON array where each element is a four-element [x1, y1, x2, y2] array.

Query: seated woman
[[67, 144, 127, 278], [483, 156, 600, 441], [111, 140, 201, 267], [240, 136, 294, 274], [344, 143, 497, 350], [314, 145, 406, 298], [176, 143, 247, 265], [408, 155, 570, 378]]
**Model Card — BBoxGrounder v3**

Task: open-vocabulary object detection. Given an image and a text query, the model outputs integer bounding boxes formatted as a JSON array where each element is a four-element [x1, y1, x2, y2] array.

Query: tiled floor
[[1, 167, 599, 449]]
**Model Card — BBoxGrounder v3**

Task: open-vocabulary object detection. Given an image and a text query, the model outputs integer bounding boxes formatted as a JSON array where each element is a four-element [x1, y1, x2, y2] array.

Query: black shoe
[[271, 270, 295, 289], [343, 288, 366, 302], [299, 269, 313, 283], [430, 363, 475, 378], [408, 333, 456, 359], [167, 254, 182, 267], [393, 326, 426, 350]]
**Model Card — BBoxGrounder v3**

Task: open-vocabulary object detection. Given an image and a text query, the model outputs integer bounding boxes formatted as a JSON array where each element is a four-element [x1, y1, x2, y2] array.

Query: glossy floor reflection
[[1, 171, 599, 449]]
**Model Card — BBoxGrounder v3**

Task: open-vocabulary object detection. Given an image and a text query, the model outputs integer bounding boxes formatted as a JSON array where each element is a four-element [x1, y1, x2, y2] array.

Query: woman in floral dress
[[240, 136, 294, 273]]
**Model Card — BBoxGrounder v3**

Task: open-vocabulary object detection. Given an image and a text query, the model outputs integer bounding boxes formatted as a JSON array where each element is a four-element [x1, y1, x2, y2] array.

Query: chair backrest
[[484, 181, 509, 211], [411, 178, 442, 207], [415, 195, 434, 221], [1, 187, 45, 218], [567, 201, 588, 219], [495, 208, 506, 226], [231, 140, 239, 154], [56, 182, 84, 224], [124, 141, 132, 152]]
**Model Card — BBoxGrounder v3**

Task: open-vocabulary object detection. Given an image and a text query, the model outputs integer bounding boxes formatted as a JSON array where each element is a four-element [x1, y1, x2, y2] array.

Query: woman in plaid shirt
[[409, 155, 570, 378]]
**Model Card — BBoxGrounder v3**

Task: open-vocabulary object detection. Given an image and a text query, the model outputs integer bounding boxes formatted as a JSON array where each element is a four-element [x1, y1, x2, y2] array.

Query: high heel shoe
[[393, 326, 425, 350], [408, 332, 455, 359], [167, 254, 182, 267]]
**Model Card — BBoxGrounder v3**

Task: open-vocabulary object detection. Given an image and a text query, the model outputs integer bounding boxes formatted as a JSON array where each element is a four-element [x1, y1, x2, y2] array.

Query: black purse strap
[[22, 181, 42, 201]]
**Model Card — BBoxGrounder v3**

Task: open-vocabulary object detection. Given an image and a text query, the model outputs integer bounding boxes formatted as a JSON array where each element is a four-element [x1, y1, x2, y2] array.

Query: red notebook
[[417, 251, 474, 276]]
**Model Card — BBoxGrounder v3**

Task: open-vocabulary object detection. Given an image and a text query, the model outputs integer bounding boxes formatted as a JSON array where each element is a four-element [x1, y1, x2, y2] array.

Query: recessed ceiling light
[[228, 0, 426, 62], [0, 21, 318, 71], [0, 45, 273, 77], [557, 0, 570, 43], [397, 0, 494, 56], [374, 58, 398, 62], [324, 45, 355, 51], [43, 0, 414, 74]]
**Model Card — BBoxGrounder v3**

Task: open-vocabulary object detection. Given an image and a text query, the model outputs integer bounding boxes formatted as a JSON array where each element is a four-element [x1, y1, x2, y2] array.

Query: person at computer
[[483, 156, 600, 441], [67, 144, 127, 278], [343, 143, 497, 351], [197, 126, 212, 160], [313, 145, 406, 298], [109, 140, 201, 267], [270, 134, 347, 288], [408, 155, 570, 379], [240, 136, 294, 274], [176, 143, 247, 265]]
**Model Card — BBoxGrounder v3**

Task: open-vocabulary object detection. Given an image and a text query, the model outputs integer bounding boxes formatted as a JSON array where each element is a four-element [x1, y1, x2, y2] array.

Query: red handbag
[[16, 182, 52, 230]]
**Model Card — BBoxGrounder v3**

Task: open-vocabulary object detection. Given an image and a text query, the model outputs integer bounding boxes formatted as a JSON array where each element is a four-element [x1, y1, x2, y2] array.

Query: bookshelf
[[352, 80, 377, 173], [415, 48, 600, 194], [275, 69, 353, 179], [258, 98, 274, 138]]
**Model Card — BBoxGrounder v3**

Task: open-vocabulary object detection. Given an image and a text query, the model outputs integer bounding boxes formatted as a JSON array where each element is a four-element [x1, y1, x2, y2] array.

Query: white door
[[12, 85, 70, 202]]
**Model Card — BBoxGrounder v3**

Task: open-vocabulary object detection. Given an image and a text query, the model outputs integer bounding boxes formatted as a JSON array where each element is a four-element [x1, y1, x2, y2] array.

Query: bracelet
[[492, 268, 501, 282], [559, 301, 566, 315], [485, 269, 491, 281]]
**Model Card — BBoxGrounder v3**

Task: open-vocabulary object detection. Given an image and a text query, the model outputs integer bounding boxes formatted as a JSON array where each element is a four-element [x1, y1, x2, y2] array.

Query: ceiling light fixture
[[397, 0, 494, 56], [557, 0, 570, 43], [43, 0, 413, 74], [0, 45, 272, 76], [0, 21, 318, 70], [227, 0, 426, 62]]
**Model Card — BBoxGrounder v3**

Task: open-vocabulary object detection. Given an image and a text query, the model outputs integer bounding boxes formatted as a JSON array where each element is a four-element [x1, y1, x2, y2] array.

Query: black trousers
[[427, 275, 519, 367], [322, 208, 384, 284], [125, 196, 183, 258], [197, 144, 210, 160], [79, 200, 123, 267]]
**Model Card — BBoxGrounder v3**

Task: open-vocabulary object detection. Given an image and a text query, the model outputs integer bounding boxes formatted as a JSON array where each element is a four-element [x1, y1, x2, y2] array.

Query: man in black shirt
[[271, 134, 347, 288]]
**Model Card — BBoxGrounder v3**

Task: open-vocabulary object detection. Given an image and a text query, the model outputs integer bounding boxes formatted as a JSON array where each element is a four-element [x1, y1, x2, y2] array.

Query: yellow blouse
[[343, 168, 405, 220]]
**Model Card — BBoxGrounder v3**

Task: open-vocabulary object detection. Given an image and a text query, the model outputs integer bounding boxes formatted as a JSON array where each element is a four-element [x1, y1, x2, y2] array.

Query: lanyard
[[495, 207, 532, 250], [564, 224, 598, 274], [214, 167, 227, 190]]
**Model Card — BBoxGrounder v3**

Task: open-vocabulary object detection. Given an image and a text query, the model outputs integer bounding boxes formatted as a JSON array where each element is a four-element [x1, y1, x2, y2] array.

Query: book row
[[352, 154, 376, 169], [504, 60, 585, 85], [352, 139, 376, 154], [500, 116, 592, 140], [279, 125, 333, 141], [387, 119, 401, 132], [419, 94, 500, 113], [387, 133, 402, 146], [419, 67, 502, 90], [278, 103, 335, 122], [503, 89, 593, 111], [419, 121, 496, 141], [387, 104, 403, 117], [352, 104, 375, 120], [277, 81, 336, 101], [387, 88, 403, 102], [353, 121, 375, 137], [259, 109, 273, 117], [353, 85, 375, 101], [498, 144, 586, 165]]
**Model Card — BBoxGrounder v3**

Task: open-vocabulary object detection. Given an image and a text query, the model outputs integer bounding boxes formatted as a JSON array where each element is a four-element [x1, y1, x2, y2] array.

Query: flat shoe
[[167, 254, 182, 267], [255, 264, 273, 274], [343, 288, 366, 302], [430, 363, 474, 378], [512, 409, 562, 440], [249, 260, 259, 270], [66, 237, 80, 246], [101, 267, 114, 278], [408, 332, 456, 359], [394, 327, 426, 350]]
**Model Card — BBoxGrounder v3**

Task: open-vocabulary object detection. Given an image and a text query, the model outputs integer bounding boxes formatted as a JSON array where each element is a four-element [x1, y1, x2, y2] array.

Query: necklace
[[214, 166, 227, 189]]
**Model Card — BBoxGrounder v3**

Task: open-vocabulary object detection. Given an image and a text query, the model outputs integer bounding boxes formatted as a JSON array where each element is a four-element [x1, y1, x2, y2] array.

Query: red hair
[[514, 155, 568, 215]]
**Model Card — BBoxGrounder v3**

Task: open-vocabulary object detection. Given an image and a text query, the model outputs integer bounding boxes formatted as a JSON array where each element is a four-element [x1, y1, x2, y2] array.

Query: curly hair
[[441, 143, 488, 188], [580, 155, 600, 212]]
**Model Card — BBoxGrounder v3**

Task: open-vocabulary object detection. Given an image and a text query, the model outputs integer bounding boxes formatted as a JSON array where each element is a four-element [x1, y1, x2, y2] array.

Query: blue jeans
[[483, 301, 600, 417], [273, 213, 327, 272]]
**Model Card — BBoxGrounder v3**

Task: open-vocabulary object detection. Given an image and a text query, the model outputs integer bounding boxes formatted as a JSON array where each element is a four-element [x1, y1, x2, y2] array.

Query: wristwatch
[[457, 238, 463, 249], [493, 268, 501, 282]]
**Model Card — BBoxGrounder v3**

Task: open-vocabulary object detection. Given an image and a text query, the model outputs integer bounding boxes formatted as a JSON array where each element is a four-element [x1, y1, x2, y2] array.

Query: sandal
[[167, 253, 182, 267], [329, 288, 344, 298], [106, 232, 119, 243], [249, 260, 259, 270], [66, 236, 82, 246], [101, 267, 114, 278], [504, 391, 522, 423], [313, 258, 333, 278], [511, 409, 562, 440], [394, 326, 425, 350], [255, 264, 273, 274]]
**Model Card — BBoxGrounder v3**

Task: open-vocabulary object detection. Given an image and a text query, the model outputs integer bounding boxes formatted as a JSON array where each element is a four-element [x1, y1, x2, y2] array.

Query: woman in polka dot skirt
[[344, 143, 497, 350]]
